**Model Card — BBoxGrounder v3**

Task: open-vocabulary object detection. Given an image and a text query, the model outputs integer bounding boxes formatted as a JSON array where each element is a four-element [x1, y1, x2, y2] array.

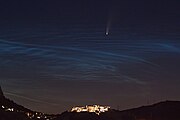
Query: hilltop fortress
[[71, 105, 110, 115]]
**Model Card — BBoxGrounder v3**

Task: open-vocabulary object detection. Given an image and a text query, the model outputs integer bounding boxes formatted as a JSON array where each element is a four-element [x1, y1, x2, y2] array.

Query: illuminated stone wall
[[71, 105, 110, 115]]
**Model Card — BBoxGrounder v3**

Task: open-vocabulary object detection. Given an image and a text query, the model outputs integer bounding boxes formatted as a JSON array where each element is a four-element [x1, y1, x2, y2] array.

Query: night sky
[[0, 0, 180, 113]]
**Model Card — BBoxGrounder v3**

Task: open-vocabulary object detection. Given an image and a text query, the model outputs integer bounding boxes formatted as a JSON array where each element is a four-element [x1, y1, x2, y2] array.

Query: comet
[[106, 30, 109, 35], [106, 15, 112, 36]]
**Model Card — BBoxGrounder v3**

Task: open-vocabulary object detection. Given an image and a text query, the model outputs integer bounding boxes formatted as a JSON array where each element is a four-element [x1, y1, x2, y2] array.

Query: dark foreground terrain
[[1, 86, 180, 120]]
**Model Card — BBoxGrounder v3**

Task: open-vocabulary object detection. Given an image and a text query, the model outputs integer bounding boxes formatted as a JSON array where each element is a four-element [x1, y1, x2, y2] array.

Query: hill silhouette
[[0, 86, 5, 99], [1, 85, 180, 120], [55, 101, 180, 120], [0, 86, 54, 120], [0, 86, 32, 120]]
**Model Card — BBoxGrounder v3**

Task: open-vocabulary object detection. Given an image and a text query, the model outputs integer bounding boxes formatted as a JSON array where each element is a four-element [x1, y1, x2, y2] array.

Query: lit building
[[71, 105, 110, 115]]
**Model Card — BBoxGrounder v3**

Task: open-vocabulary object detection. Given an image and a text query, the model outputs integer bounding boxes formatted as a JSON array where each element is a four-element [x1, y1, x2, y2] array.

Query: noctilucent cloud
[[0, 0, 180, 113]]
